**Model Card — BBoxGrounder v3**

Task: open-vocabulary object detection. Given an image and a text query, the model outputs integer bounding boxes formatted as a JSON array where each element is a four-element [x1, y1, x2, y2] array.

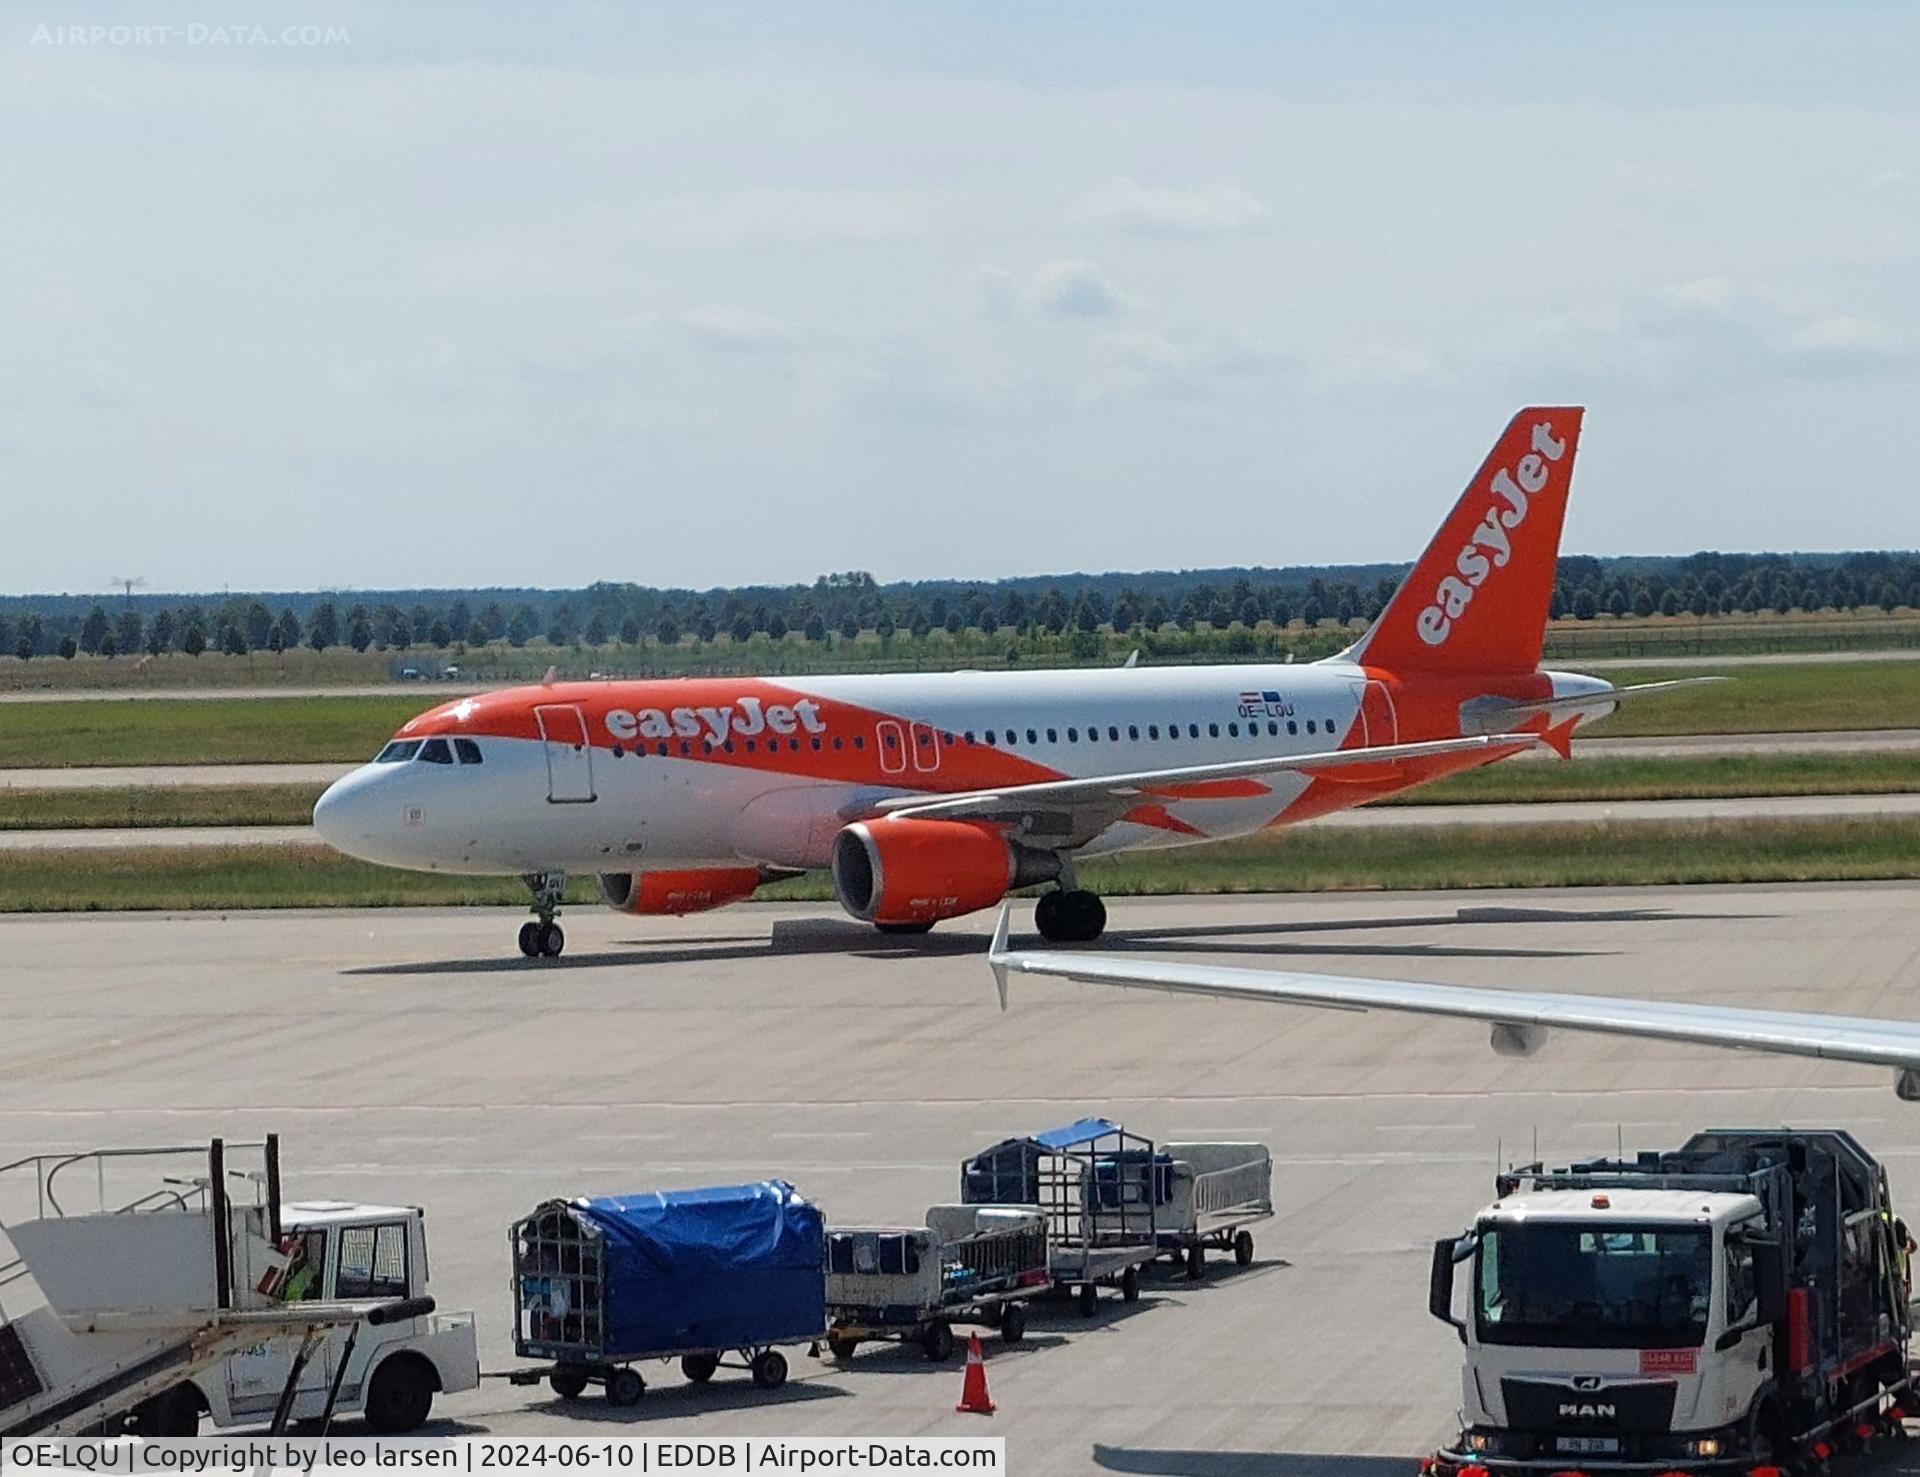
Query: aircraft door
[[876, 720, 907, 775], [535, 704, 597, 803], [1356, 680, 1399, 747], [909, 720, 941, 774]]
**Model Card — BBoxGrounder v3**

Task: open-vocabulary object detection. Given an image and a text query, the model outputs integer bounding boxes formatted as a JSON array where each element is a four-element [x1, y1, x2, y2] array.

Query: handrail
[[0, 1142, 269, 1221]]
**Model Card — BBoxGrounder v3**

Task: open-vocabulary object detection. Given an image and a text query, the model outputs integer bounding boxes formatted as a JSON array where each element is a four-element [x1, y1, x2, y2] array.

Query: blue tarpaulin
[[572, 1181, 824, 1357], [1031, 1118, 1121, 1150]]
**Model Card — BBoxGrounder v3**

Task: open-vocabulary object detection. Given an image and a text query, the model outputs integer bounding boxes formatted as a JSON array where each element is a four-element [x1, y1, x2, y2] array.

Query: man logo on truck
[[1558, 1402, 1618, 1420]]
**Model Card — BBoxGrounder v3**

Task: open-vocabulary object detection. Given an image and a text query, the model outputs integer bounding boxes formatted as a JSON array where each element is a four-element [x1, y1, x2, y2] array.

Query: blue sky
[[3, 2, 1914, 594]]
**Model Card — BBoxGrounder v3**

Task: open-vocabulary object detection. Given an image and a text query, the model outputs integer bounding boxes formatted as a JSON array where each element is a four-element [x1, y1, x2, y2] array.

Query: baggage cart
[[1154, 1141, 1273, 1280], [508, 1180, 824, 1407], [824, 1205, 1049, 1361], [961, 1118, 1160, 1317]]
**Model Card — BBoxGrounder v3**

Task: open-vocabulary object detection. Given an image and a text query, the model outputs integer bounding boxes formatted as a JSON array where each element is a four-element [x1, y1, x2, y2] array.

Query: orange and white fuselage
[[314, 407, 1652, 947]]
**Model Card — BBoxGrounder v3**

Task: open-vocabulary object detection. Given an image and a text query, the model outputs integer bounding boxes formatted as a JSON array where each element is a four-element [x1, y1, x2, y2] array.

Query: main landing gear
[[518, 871, 567, 959], [1035, 888, 1106, 944]]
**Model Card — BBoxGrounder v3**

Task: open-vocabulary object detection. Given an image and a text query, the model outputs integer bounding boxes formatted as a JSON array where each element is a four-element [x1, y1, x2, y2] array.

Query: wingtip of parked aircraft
[[988, 904, 1013, 1011]]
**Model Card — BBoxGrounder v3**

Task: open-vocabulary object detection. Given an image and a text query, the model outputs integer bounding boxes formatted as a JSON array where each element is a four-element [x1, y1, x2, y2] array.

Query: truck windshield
[[1477, 1222, 1712, 1349]]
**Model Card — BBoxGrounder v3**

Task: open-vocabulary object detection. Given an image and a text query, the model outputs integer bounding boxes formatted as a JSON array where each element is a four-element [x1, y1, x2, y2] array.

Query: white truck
[[0, 1139, 454, 1438], [1424, 1128, 1913, 1475], [173, 1200, 478, 1434]]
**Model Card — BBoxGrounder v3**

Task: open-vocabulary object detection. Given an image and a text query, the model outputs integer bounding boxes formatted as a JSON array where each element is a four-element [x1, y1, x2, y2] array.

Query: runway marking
[[1375, 1122, 1474, 1133]]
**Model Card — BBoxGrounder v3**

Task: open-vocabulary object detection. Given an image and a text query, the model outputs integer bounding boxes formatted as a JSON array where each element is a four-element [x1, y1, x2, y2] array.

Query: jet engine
[[830, 818, 1060, 928], [597, 867, 762, 916]]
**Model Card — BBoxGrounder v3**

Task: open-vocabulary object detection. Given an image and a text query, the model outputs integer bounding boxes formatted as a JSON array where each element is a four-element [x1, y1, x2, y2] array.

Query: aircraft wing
[[872, 732, 1540, 842], [983, 907, 1920, 1096]]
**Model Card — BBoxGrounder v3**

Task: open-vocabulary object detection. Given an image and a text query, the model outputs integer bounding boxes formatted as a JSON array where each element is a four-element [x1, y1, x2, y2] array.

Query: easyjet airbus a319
[[314, 407, 1699, 958]]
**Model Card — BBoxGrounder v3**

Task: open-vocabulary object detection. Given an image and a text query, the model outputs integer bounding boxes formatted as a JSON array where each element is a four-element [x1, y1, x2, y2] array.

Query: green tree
[[80, 604, 109, 654], [507, 607, 535, 647], [277, 607, 302, 649], [655, 614, 681, 646], [13, 638, 28, 662], [347, 612, 373, 652], [803, 613, 827, 642], [115, 609, 143, 653], [58, 635, 77, 660], [429, 617, 452, 648], [220, 619, 248, 656], [245, 602, 273, 651], [181, 615, 208, 656], [1572, 587, 1598, 620], [268, 618, 288, 654], [618, 615, 642, 645], [389, 617, 413, 649], [308, 601, 338, 651]]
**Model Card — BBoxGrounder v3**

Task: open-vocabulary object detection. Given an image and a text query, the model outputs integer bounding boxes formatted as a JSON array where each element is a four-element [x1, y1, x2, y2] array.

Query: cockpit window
[[376, 740, 421, 763], [454, 738, 483, 765], [418, 738, 453, 764]]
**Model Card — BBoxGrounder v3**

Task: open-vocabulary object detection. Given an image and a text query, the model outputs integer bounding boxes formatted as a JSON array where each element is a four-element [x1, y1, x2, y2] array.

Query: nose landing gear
[[1034, 888, 1107, 944], [519, 871, 568, 959]]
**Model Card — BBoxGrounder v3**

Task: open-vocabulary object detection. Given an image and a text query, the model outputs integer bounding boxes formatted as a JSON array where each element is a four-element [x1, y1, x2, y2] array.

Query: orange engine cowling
[[831, 818, 1057, 927], [597, 867, 761, 916]]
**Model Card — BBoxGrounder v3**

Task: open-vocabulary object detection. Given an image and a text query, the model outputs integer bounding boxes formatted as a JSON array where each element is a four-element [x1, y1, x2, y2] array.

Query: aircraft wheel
[[539, 922, 565, 958], [518, 921, 541, 958], [876, 920, 934, 935], [1039, 890, 1105, 943]]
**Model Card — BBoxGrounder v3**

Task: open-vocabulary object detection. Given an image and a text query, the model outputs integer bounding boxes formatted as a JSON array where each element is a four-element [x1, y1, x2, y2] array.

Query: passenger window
[[453, 738, 484, 765], [854, 736, 866, 750], [1046, 728, 1058, 744], [1026, 729, 1037, 745], [418, 738, 453, 764], [833, 737, 844, 750], [1287, 720, 1298, 735], [1208, 723, 1219, 738], [1188, 724, 1200, 739], [965, 732, 976, 745], [1306, 720, 1317, 735], [1128, 726, 1139, 741], [1108, 726, 1120, 742], [744, 740, 757, 753], [724, 740, 736, 753], [336, 1222, 409, 1300], [1267, 721, 1278, 737], [1148, 726, 1159, 740], [376, 740, 421, 764], [984, 731, 997, 746], [884, 732, 899, 749], [1325, 718, 1338, 735], [1067, 727, 1079, 743], [659, 742, 670, 756], [811, 737, 821, 751], [1227, 722, 1239, 738]]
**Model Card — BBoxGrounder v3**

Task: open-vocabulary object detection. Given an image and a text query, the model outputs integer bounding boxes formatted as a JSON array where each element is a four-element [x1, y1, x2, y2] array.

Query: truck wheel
[[1121, 1265, 1141, 1303], [364, 1357, 436, 1433], [750, 1351, 788, 1390], [681, 1353, 719, 1384], [1234, 1230, 1255, 1266], [1186, 1244, 1206, 1281], [1000, 1303, 1027, 1344], [132, 1384, 200, 1437], [826, 1333, 859, 1360], [605, 1368, 645, 1407], [922, 1321, 955, 1362], [1075, 1283, 1099, 1318], [549, 1366, 590, 1400]]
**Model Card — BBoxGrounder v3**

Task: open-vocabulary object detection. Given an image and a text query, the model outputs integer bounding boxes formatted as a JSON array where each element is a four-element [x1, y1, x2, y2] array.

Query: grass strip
[[0, 784, 328, 829], [4, 817, 1917, 912]]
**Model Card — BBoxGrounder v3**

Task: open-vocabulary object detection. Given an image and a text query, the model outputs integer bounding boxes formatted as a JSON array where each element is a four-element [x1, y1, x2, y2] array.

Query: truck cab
[[188, 1201, 477, 1434], [1426, 1129, 1910, 1475], [1434, 1188, 1777, 1469]]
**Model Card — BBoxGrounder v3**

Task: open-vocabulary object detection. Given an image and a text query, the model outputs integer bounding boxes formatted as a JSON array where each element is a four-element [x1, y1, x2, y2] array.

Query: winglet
[[988, 904, 1013, 1011]]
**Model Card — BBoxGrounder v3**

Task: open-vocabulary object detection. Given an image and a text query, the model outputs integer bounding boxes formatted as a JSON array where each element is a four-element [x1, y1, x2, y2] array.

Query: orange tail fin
[[1345, 406, 1584, 676]]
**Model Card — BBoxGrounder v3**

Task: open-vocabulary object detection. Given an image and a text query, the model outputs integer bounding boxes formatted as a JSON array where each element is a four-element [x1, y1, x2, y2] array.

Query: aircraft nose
[[312, 767, 390, 862]]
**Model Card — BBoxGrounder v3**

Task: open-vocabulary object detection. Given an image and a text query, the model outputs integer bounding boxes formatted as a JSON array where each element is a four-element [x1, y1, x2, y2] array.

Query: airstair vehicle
[[0, 1137, 432, 1436]]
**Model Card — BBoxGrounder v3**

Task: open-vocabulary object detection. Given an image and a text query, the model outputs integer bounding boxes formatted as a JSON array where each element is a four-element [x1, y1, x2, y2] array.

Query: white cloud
[[1026, 259, 1127, 318], [1083, 327, 1287, 401], [1788, 315, 1897, 353], [679, 304, 811, 352], [1321, 344, 1447, 389], [1069, 177, 1270, 235], [1865, 167, 1909, 189]]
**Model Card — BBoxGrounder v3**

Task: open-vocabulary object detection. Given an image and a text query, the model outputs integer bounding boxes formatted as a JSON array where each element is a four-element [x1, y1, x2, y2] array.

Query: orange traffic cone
[[954, 1332, 994, 1415]]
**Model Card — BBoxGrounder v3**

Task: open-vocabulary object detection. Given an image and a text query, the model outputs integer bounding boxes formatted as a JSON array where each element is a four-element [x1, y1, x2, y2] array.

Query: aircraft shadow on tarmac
[[341, 903, 1718, 978]]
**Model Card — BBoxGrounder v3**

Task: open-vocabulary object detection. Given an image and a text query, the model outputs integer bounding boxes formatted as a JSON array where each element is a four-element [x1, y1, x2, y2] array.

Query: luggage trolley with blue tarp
[[507, 1181, 825, 1407], [960, 1119, 1160, 1318]]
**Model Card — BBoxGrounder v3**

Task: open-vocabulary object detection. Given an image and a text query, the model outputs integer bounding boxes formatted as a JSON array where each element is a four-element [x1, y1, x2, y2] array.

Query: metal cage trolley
[[1154, 1141, 1274, 1280], [823, 1205, 1049, 1361], [961, 1118, 1160, 1317], [507, 1180, 824, 1407]]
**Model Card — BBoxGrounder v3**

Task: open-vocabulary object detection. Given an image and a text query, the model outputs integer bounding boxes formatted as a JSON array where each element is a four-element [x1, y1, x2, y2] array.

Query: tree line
[[3, 551, 1917, 662]]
